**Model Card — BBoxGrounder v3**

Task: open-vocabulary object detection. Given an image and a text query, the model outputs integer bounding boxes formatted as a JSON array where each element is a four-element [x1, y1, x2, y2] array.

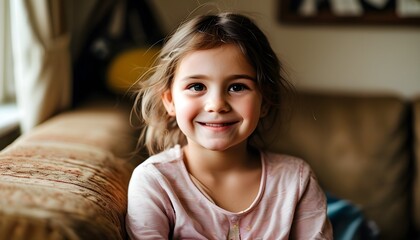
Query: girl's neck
[[182, 141, 260, 174], [182, 142, 263, 212]]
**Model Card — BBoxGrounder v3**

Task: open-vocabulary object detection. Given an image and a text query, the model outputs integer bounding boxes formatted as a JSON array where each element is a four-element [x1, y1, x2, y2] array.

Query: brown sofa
[[269, 92, 417, 239], [0, 92, 419, 239], [0, 99, 139, 240]]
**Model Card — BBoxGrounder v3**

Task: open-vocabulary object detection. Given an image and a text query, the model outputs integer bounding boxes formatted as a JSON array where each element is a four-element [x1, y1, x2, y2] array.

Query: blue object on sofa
[[327, 193, 379, 240]]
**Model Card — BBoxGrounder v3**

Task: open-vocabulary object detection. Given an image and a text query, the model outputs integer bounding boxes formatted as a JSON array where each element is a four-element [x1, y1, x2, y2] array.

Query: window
[[0, 0, 19, 140]]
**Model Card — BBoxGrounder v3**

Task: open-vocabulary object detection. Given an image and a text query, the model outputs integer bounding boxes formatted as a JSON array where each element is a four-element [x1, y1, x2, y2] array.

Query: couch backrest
[[413, 98, 420, 233], [264, 92, 412, 240]]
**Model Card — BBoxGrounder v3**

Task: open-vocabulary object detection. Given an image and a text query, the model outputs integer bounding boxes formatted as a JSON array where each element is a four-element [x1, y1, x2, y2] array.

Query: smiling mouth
[[197, 122, 238, 127]]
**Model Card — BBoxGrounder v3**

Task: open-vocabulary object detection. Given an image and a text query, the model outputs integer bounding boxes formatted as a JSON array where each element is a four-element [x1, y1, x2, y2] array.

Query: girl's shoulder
[[261, 151, 313, 177], [133, 145, 184, 177], [140, 145, 183, 166], [131, 145, 185, 182], [262, 151, 308, 166]]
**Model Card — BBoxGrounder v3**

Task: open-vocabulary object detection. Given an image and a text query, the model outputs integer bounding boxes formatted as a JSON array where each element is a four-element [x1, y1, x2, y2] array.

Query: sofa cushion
[[264, 92, 411, 240], [0, 100, 137, 239]]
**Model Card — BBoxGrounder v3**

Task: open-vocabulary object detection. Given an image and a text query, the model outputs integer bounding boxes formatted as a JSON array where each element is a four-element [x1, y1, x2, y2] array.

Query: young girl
[[127, 12, 332, 239]]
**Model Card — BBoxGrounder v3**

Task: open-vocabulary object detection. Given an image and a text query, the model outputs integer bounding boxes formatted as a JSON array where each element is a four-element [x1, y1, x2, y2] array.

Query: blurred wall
[[149, 0, 420, 98]]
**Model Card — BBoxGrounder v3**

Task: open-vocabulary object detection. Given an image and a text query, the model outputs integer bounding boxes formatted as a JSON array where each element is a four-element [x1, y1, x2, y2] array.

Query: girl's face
[[162, 44, 266, 152]]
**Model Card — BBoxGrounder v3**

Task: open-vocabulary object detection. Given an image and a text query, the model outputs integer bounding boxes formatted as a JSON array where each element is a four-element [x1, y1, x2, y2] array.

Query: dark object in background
[[72, 0, 164, 106]]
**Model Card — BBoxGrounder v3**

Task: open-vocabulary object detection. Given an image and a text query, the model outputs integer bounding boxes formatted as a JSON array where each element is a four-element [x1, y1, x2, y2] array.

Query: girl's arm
[[290, 166, 333, 239], [126, 165, 173, 239]]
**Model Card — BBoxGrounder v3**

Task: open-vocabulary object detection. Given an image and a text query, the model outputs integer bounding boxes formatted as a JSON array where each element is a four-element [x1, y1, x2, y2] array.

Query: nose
[[204, 92, 231, 113]]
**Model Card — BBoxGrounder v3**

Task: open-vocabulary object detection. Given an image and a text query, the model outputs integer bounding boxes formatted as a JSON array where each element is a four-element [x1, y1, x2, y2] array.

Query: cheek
[[242, 96, 263, 117], [246, 106, 263, 123], [173, 95, 198, 119], [173, 97, 199, 135]]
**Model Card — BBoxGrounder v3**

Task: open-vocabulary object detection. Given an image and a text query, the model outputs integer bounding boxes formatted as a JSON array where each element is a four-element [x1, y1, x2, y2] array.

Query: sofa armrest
[[0, 100, 137, 239]]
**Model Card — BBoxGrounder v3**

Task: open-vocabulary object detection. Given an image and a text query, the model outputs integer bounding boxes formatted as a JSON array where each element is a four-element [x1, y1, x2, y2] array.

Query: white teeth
[[198, 121, 236, 127], [205, 123, 225, 127]]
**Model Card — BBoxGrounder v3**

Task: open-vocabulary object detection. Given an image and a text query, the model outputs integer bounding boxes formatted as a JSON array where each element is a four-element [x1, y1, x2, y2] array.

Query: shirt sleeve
[[290, 163, 333, 239], [126, 164, 174, 240]]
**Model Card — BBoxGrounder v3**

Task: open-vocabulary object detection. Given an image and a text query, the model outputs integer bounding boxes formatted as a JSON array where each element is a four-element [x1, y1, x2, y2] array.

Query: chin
[[197, 141, 229, 151], [200, 141, 244, 152], [203, 145, 229, 152]]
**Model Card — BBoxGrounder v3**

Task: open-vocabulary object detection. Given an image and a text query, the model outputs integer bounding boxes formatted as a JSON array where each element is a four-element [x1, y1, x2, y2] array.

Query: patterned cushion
[[0, 100, 137, 239]]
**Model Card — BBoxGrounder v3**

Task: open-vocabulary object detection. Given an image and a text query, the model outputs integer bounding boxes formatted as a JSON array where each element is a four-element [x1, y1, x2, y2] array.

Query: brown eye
[[188, 83, 206, 92], [228, 83, 248, 92]]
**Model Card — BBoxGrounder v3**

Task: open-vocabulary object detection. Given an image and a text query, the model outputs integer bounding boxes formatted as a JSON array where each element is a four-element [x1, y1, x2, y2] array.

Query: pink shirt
[[126, 145, 332, 239]]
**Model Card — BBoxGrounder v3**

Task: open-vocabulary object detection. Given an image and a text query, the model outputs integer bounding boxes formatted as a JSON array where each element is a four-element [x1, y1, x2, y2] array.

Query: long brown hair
[[133, 12, 292, 155]]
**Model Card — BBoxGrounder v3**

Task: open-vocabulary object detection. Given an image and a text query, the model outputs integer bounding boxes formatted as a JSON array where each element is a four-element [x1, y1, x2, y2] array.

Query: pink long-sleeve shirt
[[126, 145, 332, 239]]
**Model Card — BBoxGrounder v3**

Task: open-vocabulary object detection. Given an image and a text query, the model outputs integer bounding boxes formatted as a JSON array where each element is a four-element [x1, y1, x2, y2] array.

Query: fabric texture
[[126, 145, 332, 239], [0, 100, 136, 239]]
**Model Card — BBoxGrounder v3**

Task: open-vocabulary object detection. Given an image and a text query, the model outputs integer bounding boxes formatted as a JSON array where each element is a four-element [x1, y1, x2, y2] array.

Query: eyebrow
[[230, 74, 256, 81], [182, 74, 256, 81]]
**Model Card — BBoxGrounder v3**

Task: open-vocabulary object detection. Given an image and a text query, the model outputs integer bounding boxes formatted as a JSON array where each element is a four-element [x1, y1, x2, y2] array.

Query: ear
[[260, 103, 269, 118], [162, 90, 176, 116]]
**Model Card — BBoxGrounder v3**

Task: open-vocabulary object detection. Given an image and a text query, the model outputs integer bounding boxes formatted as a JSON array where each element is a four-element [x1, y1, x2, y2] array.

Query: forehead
[[175, 44, 255, 76]]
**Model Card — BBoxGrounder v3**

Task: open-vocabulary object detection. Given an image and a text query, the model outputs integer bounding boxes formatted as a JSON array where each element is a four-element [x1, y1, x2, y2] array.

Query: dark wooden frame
[[279, 0, 420, 26]]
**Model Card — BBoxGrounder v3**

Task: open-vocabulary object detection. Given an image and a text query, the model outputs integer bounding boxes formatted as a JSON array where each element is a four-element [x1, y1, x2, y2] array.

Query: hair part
[[132, 12, 293, 155]]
